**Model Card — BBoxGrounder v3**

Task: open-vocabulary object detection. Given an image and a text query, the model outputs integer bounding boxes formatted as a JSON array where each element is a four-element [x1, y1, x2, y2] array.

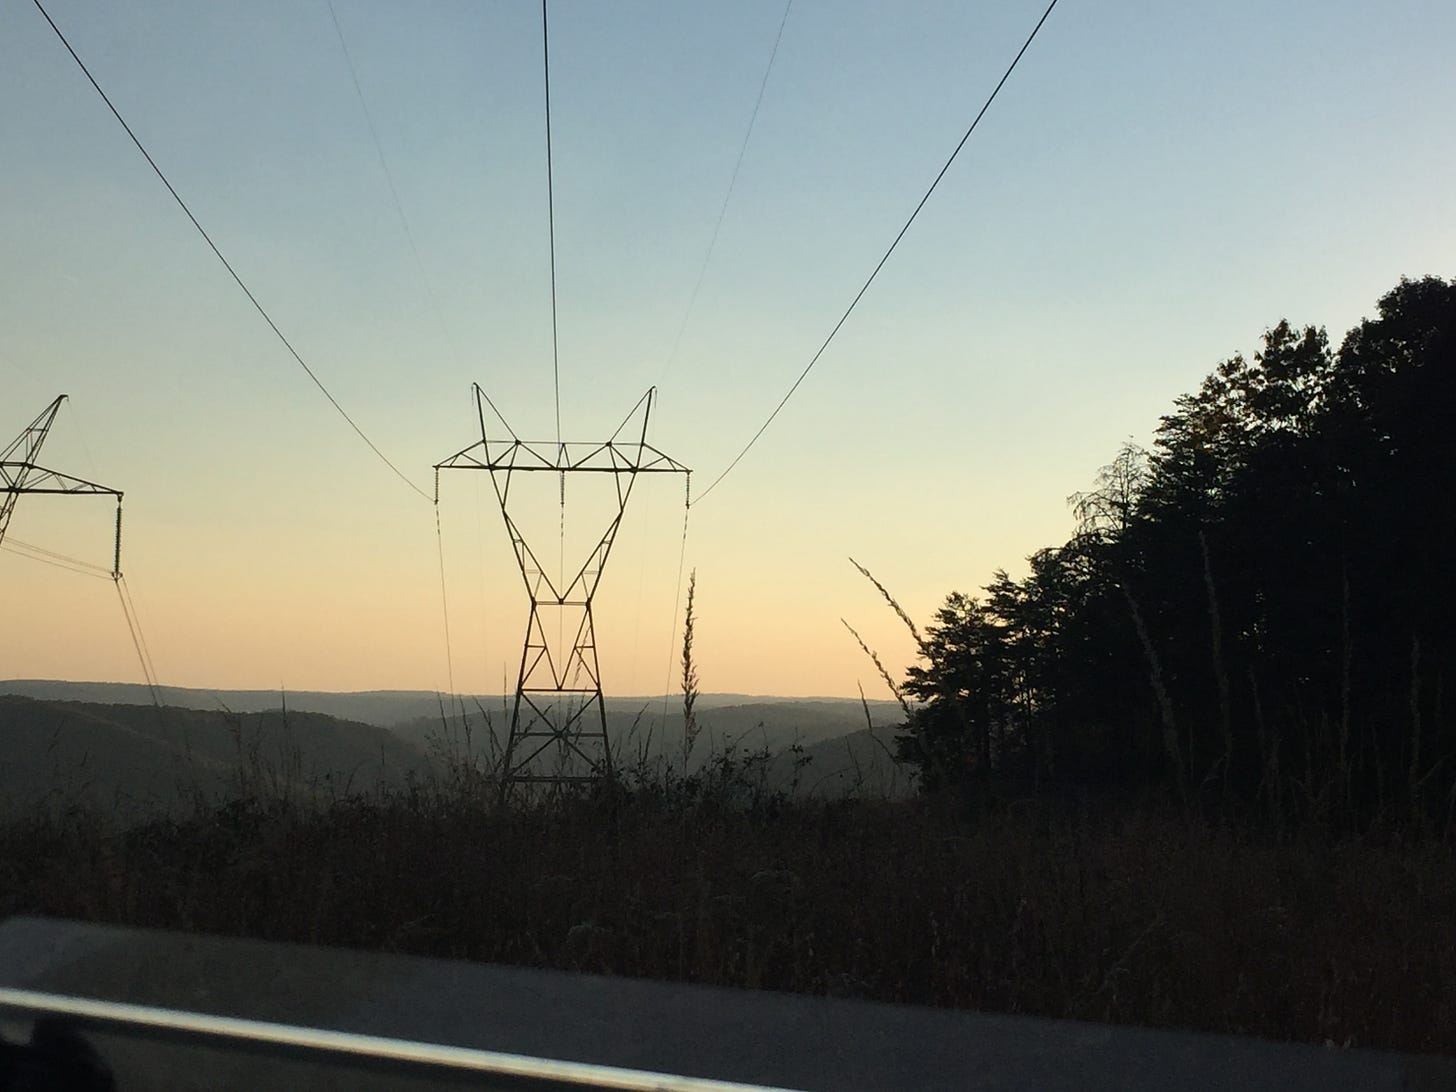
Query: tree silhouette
[[894, 276, 1456, 829]]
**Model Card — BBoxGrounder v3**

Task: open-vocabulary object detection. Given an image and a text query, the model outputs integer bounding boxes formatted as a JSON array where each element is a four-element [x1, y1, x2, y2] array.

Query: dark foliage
[[3, 791, 1454, 1055], [896, 276, 1456, 831]]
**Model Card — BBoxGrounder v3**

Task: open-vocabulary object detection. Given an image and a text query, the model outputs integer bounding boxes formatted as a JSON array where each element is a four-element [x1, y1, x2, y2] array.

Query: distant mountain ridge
[[0, 687, 911, 818], [0, 680, 903, 732]]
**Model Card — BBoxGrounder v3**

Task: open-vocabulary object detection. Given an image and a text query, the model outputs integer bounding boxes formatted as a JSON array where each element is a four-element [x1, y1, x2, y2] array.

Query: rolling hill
[[0, 696, 432, 819], [0, 683, 913, 817]]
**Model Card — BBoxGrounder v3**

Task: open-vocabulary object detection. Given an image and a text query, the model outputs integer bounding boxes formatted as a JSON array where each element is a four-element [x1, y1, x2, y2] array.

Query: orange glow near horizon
[[4, 2, 1453, 700]]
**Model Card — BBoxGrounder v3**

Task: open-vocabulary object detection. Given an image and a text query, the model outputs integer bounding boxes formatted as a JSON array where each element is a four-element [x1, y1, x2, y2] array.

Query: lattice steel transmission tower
[[1, 396, 124, 574], [436, 385, 688, 787]]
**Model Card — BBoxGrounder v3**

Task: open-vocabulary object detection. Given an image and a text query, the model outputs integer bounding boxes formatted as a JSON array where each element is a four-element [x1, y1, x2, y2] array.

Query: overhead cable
[[30, 0, 430, 502], [542, 0, 562, 447], [660, 0, 794, 383], [324, 0, 467, 370], [434, 471, 460, 710], [540, 0, 568, 613], [115, 575, 162, 706], [1, 538, 111, 580], [694, 0, 1062, 504]]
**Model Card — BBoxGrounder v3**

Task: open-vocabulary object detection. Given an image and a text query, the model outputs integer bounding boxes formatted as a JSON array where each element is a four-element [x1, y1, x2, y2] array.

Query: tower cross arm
[[0, 463, 123, 497], [435, 439, 555, 474], [630, 444, 690, 474], [436, 440, 688, 475]]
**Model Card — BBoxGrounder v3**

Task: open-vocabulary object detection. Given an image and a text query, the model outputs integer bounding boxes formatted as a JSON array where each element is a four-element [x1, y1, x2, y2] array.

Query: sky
[[2, 0, 1453, 700]]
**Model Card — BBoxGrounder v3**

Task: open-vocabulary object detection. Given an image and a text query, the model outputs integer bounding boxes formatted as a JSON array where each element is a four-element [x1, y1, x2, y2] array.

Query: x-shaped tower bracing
[[1, 396, 124, 575], [436, 385, 688, 786]]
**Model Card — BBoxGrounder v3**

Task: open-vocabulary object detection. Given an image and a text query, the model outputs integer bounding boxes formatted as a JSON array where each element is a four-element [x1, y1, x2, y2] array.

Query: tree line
[[895, 275, 1456, 830]]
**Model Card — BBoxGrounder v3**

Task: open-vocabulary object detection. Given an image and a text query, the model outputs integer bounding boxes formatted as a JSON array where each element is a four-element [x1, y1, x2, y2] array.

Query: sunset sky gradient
[[3, 0, 1453, 698]]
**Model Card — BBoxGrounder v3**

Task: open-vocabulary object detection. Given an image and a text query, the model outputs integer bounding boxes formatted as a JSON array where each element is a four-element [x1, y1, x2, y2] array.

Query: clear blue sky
[[3, 0, 1453, 697]]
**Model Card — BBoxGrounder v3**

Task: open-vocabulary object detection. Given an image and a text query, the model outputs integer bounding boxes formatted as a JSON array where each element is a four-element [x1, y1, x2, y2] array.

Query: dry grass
[[2, 784, 1453, 1057]]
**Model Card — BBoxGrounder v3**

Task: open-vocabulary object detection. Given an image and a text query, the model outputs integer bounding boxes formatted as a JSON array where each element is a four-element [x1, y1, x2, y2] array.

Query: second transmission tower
[[1, 396, 123, 575]]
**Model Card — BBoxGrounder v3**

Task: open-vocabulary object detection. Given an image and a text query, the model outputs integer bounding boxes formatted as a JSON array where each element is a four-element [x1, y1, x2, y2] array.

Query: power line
[[30, 0, 430, 503], [115, 575, 162, 706], [541, 0, 567, 606], [542, 0, 562, 447], [1, 538, 112, 580], [694, 0, 1062, 504], [324, 0, 467, 370], [118, 575, 160, 695], [435, 492, 460, 709], [3, 535, 109, 573], [660, 0, 794, 384], [432, 469, 464, 719]]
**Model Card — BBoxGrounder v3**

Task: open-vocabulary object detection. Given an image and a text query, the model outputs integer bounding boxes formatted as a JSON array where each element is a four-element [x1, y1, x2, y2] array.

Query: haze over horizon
[[4, 0, 1453, 698], [0, 677, 896, 705]]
